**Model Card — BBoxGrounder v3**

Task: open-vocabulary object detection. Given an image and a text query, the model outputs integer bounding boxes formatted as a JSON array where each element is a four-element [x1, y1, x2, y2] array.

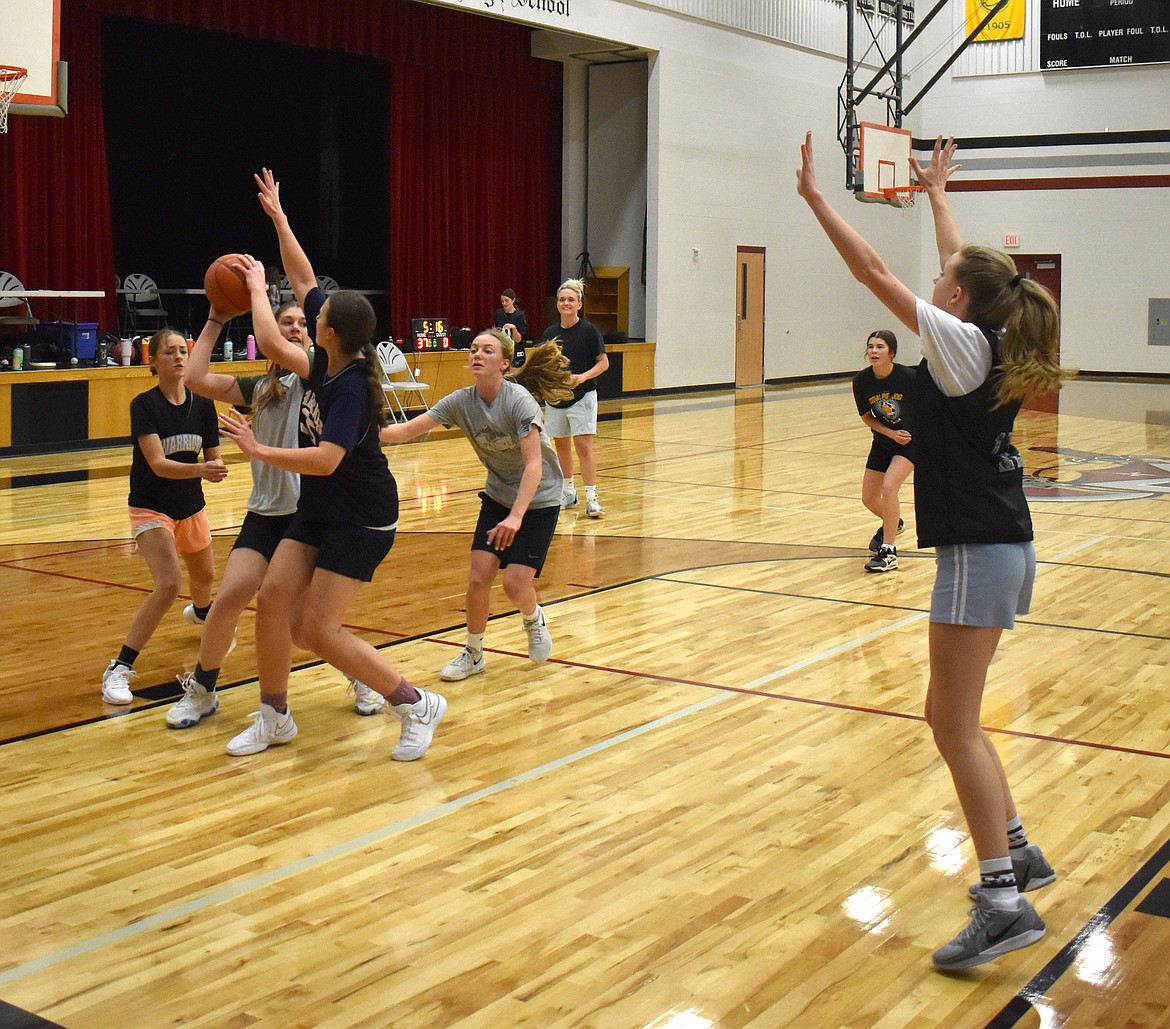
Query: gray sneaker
[[585, 497, 605, 518], [969, 844, 1056, 898], [524, 606, 553, 664], [166, 673, 218, 728], [390, 688, 447, 761], [226, 703, 298, 756], [348, 678, 386, 716], [441, 647, 486, 681], [560, 489, 579, 509], [932, 893, 1046, 971]]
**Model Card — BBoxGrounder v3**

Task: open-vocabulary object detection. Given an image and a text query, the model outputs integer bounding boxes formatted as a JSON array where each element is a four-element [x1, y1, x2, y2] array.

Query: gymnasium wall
[[914, 1, 1170, 376], [432, 0, 1170, 386]]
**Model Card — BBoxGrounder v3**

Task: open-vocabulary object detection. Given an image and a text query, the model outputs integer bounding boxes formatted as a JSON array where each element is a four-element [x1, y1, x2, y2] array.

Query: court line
[[0, 611, 920, 989]]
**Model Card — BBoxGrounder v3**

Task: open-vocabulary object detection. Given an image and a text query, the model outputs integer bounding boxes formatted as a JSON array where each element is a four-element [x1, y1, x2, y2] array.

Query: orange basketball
[[203, 254, 251, 316]]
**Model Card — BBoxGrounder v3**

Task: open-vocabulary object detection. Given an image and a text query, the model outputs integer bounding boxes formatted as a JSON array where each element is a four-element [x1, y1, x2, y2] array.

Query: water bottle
[[224, 337, 234, 362], [13, 344, 24, 371], [246, 334, 256, 360]]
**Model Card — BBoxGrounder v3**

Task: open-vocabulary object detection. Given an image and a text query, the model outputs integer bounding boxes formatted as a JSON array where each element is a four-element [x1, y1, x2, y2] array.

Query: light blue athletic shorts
[[930, 541, 1036, 630], [544, 390, 598, 438]]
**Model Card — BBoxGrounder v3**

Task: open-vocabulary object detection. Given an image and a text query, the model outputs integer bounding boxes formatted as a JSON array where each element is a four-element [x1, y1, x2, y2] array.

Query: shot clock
[[410, 317, 450, 352]]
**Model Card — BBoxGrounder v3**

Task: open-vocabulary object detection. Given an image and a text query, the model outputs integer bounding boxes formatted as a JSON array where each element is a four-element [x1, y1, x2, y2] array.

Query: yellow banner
[[966, 0, 1026, 42]]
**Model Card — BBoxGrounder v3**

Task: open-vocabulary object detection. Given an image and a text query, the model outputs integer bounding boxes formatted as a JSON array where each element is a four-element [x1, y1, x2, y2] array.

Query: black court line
[[0, 1000, 67, 1029], [985, 834, 1170, 1029]]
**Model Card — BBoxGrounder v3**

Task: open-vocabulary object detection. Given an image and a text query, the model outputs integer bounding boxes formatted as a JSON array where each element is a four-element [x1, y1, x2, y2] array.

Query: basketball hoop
[[881, 184, 922, 209], [0, 66, 28, 133]]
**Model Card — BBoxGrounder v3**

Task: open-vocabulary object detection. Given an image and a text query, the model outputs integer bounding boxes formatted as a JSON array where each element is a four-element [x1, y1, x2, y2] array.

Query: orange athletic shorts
[[128, 506, 212, 555]]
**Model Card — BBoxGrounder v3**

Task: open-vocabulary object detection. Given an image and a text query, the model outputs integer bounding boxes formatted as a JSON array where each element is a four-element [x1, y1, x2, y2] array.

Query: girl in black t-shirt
[[215, 167, 446, 762], [493, 288, 528, 345], [798, 134, 1064, 970], [851, 329, 915, 572], [100, 329, 227, 707]]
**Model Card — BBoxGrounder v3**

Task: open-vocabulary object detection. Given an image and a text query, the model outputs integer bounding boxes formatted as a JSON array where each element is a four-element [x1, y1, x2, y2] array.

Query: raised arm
[[254, 167, 317, 304], [241, 255, 310, 378], [910, 135, 964, 271], [186, 302, 246, 406], [795, 132, 919, 334]]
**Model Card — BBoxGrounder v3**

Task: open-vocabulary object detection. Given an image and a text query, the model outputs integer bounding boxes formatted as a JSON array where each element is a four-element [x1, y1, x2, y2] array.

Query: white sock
[[979, 857, 1021, 909], [466, 631, 484, 656], [564, 477, 576, 495], [585, 484, 597, 502], [522, 605, 543, 626]]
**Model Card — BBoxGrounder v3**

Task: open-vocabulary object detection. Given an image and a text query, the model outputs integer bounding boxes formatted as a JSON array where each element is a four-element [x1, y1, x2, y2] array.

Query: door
[[1012, 254, 1061, 414], [735, 247, 765, 387]]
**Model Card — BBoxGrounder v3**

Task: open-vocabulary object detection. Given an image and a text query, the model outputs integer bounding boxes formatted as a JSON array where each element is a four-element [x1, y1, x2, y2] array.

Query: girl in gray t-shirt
[[381, 329, 574, 682]]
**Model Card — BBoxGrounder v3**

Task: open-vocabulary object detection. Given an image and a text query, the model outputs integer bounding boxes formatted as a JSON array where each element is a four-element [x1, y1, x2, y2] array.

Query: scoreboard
[[1041, 0, 1170, 70]]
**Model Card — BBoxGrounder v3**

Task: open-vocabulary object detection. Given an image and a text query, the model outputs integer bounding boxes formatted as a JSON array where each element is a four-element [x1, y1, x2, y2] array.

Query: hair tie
[[1010, 274, 1022, 288]]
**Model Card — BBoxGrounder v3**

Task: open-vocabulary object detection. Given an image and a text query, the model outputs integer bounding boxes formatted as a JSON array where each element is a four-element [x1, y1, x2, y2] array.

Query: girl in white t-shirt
[[797, 133, 1064, 971]]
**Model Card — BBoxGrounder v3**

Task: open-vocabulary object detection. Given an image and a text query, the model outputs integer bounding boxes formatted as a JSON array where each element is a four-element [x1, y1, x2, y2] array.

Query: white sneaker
[[166, 673, 218, 728], [585, 497, 605, 518], [226, 703, 298, 756], [560, 489, 579, 509], [183, 604, 206, 626], [440, 647, 486, 681], [348, 678, 386, 716], [524, 607, 553, 664], [390, 688, 447, 761], [101, 660, 135, 705]]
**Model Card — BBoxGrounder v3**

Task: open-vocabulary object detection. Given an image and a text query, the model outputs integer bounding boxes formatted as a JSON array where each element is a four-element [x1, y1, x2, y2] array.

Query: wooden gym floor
[[1, 379, 1168, 1028]]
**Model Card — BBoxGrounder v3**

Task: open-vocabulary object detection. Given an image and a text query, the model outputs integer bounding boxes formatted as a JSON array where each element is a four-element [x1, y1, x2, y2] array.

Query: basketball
[[203, 254, 251, 316]]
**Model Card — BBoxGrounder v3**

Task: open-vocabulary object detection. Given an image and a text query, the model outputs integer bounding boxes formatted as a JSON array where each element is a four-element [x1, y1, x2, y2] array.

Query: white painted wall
[[427, 0, 1170, 384]]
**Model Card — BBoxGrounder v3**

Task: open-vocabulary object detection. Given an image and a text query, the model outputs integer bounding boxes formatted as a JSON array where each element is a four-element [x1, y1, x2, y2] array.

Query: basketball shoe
[[166, 673, 218, 728], [389, 688, 447, 761], [348, 678, 386, 716], [441, 647, 486, 681], [101, 660, 135, 705], [524, 606, 553, 663], [932, 893, 1045, 970], [226, 704, 298, 756], [969, 844, 1056, 897]]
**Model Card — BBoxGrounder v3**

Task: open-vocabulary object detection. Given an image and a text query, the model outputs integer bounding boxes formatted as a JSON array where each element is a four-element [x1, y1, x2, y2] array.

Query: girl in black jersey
[[100, 329, 227, 706], [215, 167, 446, 762], [851, 329, 914, 572], [798, 134, 1064, 970]]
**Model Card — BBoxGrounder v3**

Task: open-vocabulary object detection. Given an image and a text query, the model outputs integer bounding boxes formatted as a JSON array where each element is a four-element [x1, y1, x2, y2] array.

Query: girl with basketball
[[538, 279, 609, 517], [164, 298, 386, 729], [797, 134, 1063, 970], [379, 328, 574, 682], [852, 328, 914, 573], [214, 168, 446, 760], [100, 329, 227, 705]]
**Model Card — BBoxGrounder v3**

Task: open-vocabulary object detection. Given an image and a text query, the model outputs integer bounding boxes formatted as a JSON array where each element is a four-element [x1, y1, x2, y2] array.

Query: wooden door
[[735, 247, 765, 387]]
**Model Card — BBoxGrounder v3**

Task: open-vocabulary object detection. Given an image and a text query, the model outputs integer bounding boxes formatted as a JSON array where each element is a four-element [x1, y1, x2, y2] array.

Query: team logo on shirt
[[300, 390, 323, 446], [1025, 446, 1170, 502], [871, 394, 904, 426], [161, 433, 204, 457], [473, 426, 518, 454]]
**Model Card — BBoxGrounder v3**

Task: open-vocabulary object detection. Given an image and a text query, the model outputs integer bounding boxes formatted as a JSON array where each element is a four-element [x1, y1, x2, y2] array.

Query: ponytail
[[508, 340, 575, 405], [954, 244, 1070, 406]]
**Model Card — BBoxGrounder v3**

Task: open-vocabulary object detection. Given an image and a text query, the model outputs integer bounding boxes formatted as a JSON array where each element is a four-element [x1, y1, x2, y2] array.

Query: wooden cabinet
[[584, 266, 629, 336]]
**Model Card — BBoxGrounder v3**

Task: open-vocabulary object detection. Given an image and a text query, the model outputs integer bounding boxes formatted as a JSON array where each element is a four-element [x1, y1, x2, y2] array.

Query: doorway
[[735, 247, 765, 387], [1012, 254, 1061, 414]]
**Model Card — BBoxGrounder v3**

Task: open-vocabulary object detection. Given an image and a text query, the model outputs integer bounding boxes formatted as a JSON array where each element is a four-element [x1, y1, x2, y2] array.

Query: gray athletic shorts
[[930, 541, 1035, 630], [544, 390, 598, 438]]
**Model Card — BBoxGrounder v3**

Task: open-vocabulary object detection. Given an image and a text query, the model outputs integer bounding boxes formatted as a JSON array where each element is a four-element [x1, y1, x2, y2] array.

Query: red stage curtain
[[0, 0, 561, 338]]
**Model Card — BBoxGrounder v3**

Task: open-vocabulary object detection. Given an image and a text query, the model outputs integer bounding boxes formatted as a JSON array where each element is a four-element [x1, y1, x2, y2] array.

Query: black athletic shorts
[[865, 438, 915, 473], [471, 492, 559, 575], [232, 511, 296, 561], [283, 510, 396, 583]]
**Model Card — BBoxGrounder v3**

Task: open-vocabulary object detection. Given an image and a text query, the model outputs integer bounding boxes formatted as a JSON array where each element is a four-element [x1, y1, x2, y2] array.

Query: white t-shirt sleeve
[[915, 297, 993, 397]]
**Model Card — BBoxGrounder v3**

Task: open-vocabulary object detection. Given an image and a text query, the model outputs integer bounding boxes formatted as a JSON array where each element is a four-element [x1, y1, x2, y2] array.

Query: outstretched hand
[[910, 135, 960, 193], [254, 167, 285, 222], [219, 408, 260, 458], [795, 131, 821, 204], [239, 254, 268, 296]]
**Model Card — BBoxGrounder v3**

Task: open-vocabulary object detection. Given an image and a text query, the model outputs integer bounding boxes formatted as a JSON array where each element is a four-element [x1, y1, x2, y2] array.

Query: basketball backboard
[[856, 121, 912, 203], [0, 0, 66, 117]]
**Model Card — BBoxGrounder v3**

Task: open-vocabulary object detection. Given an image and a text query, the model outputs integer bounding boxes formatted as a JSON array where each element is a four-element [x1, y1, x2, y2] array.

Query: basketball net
[[881, 185, 921, 210], [0, 66, 28, 133]]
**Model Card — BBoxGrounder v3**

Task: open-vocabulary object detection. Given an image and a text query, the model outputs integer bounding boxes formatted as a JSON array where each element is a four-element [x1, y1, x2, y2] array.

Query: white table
[[0, 290, 106, 298]]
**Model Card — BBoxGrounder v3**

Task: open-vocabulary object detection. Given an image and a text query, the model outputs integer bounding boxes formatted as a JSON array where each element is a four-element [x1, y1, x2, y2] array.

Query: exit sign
[[1004, 234, 1020, 248]]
